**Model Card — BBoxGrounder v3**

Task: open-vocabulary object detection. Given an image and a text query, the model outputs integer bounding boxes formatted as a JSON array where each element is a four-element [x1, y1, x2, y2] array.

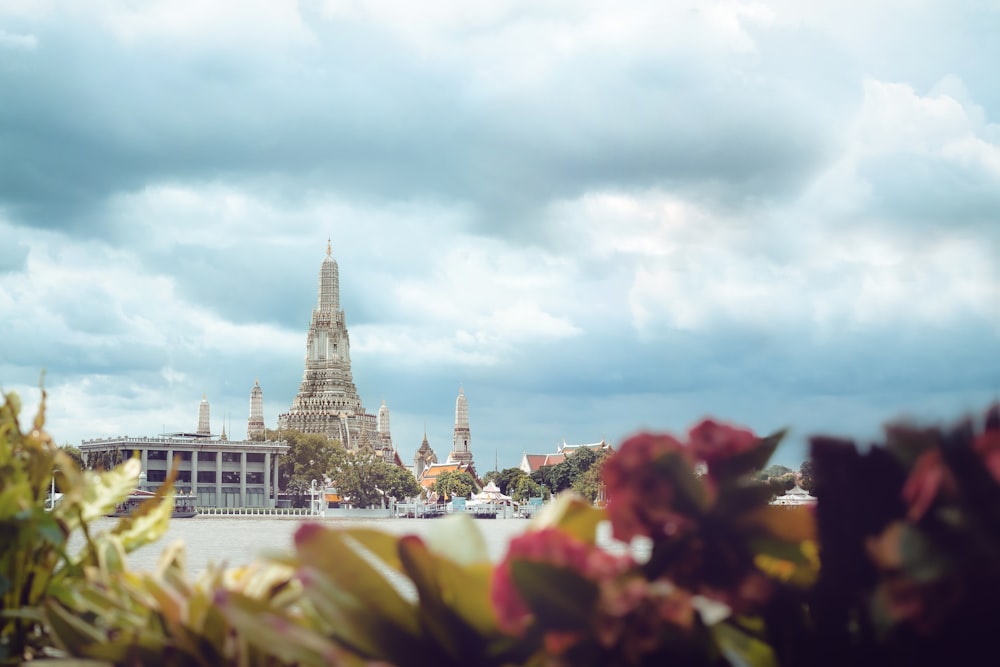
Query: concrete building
[[80, 394, 289, 509]]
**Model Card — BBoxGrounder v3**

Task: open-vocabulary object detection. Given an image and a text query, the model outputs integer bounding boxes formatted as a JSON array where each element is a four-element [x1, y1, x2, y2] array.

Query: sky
[[1, 0, 998, 471]]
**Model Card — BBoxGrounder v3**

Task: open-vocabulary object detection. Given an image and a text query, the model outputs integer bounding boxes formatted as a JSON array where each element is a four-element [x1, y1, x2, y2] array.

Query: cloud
[[0, 29, 37, 51]]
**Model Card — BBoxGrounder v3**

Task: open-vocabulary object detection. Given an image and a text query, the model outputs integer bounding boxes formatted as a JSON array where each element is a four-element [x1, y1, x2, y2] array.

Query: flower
[[602, 432, 698, 542], [687, 418, 758, 477], [491, 528, 632, 638]]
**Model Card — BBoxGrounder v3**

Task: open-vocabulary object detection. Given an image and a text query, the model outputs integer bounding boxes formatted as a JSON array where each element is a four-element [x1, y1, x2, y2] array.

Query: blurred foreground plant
[[0, 389, 176, 663], [4, 385, 998, 666]]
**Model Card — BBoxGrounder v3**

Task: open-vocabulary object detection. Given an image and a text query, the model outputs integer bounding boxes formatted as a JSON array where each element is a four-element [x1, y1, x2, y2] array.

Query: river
[[77, 513, 548, 575]]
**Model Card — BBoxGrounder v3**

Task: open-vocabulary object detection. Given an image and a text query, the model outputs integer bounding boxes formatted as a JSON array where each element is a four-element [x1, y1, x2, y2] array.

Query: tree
[[494, 467, 528, 496], [378, 463, 421, 505], [266, 429, 340, 506], [433, 471, 476, 500], [328, 446, 386, 509], [799, 459, 815, 493], [511, 476, 542, 502], [571, 450, 610, 503]]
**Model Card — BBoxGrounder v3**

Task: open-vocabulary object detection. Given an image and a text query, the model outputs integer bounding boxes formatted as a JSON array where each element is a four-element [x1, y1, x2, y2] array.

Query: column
[[215, 451, 222, 507], [264, 452, 272, 509], [240, 451, 247, 508], [166, 448, 173, 476], [273, 453, 280, 508], [191, 452, 198, 505], [140, 448, 148, 489]]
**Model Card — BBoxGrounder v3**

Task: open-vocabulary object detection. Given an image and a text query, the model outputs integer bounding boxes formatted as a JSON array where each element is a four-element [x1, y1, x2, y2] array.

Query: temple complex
[[278, 241, 395, 463]]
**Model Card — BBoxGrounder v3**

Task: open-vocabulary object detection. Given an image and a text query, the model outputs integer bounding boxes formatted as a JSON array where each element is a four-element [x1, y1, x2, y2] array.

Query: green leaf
[[532, 494, 606, 544], [713, 620, 779, 667], [510, 560, 598, 631], [421, 513, 490, 564]]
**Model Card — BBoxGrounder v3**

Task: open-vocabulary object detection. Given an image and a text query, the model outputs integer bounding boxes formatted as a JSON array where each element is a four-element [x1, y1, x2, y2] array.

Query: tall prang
[[447, 386, 473, 465], [278, 240, 377, 448], [247, 379, 264, 440]]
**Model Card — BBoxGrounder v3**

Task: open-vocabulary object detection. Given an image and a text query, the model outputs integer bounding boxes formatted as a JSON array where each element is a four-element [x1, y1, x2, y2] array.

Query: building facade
[[80, 395, 289, 508]]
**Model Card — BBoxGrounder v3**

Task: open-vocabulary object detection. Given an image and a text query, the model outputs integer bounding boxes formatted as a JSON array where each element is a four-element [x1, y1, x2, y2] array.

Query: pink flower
[[687, 418, 758, 473], [602, 432, 697, 542], [491, 528, 631, 637]]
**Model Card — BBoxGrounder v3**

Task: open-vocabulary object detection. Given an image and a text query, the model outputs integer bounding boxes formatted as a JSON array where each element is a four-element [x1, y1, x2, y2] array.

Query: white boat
[[108, 489, 198, 518]]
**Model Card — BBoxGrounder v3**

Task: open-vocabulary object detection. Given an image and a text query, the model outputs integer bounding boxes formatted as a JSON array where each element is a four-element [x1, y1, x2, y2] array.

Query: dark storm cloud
[[1, 8, 856, 241]]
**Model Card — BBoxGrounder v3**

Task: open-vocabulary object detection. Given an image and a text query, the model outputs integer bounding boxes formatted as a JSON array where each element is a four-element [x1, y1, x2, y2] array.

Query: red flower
[[602, 432, 697, 542], [491, 528, 631, 637], [688, 418, 758, 473]]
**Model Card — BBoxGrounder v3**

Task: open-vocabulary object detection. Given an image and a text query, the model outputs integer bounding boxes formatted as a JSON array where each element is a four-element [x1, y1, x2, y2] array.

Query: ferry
[[108, 489, 198, 518]]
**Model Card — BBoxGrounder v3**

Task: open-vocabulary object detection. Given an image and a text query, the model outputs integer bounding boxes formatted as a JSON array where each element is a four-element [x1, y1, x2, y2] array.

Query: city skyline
[[1, 1, 998, 470]]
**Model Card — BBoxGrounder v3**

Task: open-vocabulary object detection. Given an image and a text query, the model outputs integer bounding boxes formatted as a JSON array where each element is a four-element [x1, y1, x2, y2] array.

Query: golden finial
[[326, 237, 332, 256]]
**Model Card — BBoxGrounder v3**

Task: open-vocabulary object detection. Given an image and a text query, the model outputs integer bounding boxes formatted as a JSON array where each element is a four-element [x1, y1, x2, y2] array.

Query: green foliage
[[329, 444, 422, 508], [0, 389, 173, 663], [433, 471, 477, 500], [530, 447, 605, 496], [6, 387, 1000, 667], [494, 467, 528, 496], [798, 459, 814, 492], [380, 462, 421, 502], [571, 449, 610, 502], [267, 429, 339, 502]]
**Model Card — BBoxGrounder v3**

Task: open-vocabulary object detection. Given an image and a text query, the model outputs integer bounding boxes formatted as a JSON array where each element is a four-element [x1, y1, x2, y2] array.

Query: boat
[[108, 489, 198, 518]]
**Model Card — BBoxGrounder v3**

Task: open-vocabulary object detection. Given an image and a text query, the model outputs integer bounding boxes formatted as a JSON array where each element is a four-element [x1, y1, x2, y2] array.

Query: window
[[197, 471, 216, 483], [174, 451, 192, 461], [246, 472, 264, 485], [222, 452, 241, 463], [175, 471, 191, 483], [146, 470, 166, 482], [147, 450, 167, 460], [198, 451, 216, 462], [246, 453, 265, 463], [222, 471, 241, 484]]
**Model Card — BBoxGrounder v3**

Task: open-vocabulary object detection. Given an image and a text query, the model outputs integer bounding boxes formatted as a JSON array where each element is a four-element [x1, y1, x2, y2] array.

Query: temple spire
[[449, 386, 473, 465], [197, 394, 211, 436], [326, 237, 331, 257]]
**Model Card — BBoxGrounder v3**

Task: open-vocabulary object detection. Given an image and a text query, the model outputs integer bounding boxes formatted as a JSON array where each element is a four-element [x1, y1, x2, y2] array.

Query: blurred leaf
[[739, 505, 816, 544], [532, 494, 606, 544], [510, 561, 598, 631], [713, 620, 779, 667], [421, 513, 489, 564], [712, 430, 787, 484]]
